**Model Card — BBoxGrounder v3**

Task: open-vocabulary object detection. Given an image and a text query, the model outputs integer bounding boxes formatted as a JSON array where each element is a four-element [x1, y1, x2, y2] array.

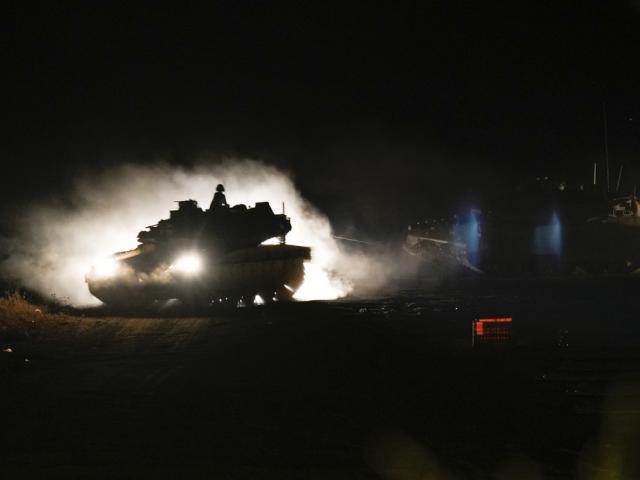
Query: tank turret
[[137, 199, 292, 249]]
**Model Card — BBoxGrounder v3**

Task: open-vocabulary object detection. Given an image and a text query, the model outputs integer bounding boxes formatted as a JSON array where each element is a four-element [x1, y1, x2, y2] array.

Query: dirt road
[[2, 284, 640, 478], [2, 304, 392, 478]]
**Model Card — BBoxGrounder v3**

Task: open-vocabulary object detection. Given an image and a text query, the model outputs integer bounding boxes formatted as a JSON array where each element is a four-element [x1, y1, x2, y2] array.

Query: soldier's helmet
[[216, 184, 225, 192]]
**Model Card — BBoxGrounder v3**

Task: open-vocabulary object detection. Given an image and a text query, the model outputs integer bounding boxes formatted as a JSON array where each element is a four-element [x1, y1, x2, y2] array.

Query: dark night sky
[[3, 1, 640, 234]]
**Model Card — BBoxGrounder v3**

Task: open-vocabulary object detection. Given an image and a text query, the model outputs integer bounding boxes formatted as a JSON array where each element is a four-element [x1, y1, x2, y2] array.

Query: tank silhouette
[[86, 189, 311, 307]]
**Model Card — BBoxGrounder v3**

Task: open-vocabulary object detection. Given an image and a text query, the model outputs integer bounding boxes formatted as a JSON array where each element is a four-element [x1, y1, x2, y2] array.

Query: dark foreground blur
[[1, 277, 640, 479]]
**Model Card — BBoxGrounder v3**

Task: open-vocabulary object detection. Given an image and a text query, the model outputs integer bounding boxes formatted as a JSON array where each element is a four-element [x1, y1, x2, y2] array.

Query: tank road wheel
[[253, 289, 281, 305], [229, 292, 254, 308]]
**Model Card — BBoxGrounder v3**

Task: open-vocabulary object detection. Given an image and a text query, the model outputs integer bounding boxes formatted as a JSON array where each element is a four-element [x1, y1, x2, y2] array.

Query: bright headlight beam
[[92, 257, 118, 278], [172, 253, 202, 274]]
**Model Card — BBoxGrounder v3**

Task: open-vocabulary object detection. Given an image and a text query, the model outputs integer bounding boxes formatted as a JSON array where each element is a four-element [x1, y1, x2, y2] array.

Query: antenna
[[593, 162, 597, 186], [603, 102, 610, 194], [616, 165, 624, 193]]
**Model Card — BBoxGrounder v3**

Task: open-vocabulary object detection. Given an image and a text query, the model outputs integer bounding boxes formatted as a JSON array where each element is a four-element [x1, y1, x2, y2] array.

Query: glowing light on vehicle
[[294, 263, 348, 301], [253, 294, 265, 305], [172, 253, 202, 274], [92, 257, 118, 278]]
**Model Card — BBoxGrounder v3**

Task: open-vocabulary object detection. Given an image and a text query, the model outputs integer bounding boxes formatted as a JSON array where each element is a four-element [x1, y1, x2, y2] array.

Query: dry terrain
[[2, 279, 640, 479]]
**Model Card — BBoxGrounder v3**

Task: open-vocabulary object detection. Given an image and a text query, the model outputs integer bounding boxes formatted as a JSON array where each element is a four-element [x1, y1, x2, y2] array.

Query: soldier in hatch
[[210, 184, 228, 209]]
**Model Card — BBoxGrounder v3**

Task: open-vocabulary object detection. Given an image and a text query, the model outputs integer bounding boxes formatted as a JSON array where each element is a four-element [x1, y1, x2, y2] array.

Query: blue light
[[453, 209, 481, 265], [533, 212, 562, 256]]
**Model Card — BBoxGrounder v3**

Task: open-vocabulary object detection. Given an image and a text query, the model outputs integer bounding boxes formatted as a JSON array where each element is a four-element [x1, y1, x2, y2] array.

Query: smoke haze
[[0, 159, 406, 306]]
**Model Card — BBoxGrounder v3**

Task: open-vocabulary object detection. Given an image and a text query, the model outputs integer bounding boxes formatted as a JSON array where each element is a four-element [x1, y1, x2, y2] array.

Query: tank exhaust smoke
[[0, 159, 390, 306]]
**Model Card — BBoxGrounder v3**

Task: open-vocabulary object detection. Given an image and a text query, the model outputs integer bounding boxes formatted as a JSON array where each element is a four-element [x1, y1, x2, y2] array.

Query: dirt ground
[[2, 278, 640, 479]]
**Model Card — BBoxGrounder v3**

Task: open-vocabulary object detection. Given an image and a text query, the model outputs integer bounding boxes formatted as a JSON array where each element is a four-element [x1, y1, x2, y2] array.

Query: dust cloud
[[0, 159, 407, 306]]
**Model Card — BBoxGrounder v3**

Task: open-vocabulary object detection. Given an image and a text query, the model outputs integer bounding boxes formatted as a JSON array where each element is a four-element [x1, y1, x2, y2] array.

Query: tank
[[86, 193, 311, 307]]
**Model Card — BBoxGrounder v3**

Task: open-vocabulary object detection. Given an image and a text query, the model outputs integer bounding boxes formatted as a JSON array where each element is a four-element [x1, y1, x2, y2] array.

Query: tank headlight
[[92, 257, 118, 278], [172, 253, 202, 275]]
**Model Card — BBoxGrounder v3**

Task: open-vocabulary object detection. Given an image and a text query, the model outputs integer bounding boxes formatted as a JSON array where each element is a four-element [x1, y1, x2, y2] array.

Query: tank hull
[[87, 244, 311, 307]]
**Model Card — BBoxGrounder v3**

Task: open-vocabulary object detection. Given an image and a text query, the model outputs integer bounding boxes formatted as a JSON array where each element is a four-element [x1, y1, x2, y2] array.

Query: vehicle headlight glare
[[172, 253, 202, 274], [93, 257, 118, 278]]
